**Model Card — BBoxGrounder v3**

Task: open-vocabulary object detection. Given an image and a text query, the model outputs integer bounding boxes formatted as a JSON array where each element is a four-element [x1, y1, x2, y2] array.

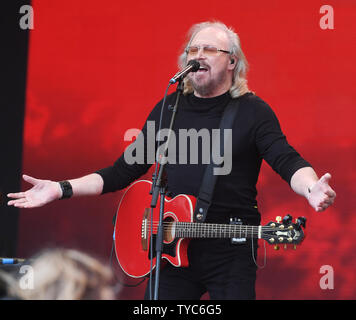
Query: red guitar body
[[114, 180, 196, 278]]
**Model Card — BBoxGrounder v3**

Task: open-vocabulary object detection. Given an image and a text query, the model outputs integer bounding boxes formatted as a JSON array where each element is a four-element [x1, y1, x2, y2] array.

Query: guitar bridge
[[141, 208, 150, 251]]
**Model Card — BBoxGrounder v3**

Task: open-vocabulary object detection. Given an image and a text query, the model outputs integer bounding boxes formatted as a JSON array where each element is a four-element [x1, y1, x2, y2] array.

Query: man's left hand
[[307, 173, 336, 212]]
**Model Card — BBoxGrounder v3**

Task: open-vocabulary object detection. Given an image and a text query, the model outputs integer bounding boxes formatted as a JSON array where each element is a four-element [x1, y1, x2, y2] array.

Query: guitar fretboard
[[172, 222, 262, 239]]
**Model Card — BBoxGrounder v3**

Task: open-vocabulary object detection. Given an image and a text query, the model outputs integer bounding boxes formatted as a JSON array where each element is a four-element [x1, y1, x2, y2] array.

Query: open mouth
[[197, 66, 209, 73]]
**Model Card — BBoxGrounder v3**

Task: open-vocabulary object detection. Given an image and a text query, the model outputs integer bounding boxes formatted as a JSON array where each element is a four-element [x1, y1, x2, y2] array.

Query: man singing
[[7, 21, 336, 299]]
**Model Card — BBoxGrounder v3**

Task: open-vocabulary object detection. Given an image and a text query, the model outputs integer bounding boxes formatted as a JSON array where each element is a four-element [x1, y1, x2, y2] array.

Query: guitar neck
[[173, 222, 262, 239]]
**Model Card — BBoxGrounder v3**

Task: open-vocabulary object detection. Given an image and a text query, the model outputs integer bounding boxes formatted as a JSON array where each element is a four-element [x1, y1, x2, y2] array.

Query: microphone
[[169, 60, 200, 84]]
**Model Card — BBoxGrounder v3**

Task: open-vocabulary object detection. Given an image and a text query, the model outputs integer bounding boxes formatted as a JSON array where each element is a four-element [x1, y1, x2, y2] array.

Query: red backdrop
[[18, 0, 356, 299]]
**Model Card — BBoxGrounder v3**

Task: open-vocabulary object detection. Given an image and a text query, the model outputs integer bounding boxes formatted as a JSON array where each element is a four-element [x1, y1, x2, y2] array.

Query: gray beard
[[192, 81, 213, 97], [190, 70, 228, 97]]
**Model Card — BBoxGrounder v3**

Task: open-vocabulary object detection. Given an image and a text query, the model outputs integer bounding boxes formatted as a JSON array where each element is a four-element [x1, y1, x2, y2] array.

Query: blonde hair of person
[[178, 21, 250, 98], [1, 248, 117, 300]]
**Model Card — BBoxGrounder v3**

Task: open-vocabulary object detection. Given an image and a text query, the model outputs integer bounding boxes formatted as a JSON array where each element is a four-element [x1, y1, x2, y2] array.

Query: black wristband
[[59, 181, 73, 200]]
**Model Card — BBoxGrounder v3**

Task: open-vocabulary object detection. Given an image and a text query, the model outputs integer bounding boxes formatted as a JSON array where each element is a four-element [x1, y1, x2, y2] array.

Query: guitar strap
[[193, 97, 240, 223]]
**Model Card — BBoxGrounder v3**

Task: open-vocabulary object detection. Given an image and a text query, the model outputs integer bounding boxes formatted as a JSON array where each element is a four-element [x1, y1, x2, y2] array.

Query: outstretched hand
[[307, 173, 336, 212], [7, 174, 62, 208]]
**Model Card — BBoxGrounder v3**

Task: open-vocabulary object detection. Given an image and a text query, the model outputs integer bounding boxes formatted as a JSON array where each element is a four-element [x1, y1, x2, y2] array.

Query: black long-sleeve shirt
[[96, 91, 311, 224]]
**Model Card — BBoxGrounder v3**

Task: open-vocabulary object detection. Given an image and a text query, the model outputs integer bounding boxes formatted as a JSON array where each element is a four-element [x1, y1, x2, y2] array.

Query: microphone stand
[[150, 78, 184, 300]]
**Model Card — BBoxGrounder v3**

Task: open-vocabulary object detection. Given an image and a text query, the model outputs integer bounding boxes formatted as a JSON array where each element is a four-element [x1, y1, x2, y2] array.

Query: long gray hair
[[178, 21, 250, 98]]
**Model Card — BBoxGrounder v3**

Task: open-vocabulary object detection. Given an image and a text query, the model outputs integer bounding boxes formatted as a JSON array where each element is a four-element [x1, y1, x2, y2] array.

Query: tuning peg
[[293, 245, 297, 250], [275, 216, 282, 223], [282, 214, 292, 225], [274, 245, 280, 250], [297, 217, 307, 229], [294, 217, 307, 231], [284, 244, 287, 250]]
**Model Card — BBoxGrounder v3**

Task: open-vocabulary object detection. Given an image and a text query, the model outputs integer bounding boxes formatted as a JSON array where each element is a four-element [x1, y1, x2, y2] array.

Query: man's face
[[186, 27, 235, 98]]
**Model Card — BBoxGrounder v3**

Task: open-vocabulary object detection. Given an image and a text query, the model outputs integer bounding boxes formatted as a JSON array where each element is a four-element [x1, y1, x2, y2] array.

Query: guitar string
[[147, 230, 282, 237], [145, 226, 291, 235], [145, 221, 293, 232], [146, 221, 287, 227], [144, 222, 294, 239], [145, 221, 292, 228]]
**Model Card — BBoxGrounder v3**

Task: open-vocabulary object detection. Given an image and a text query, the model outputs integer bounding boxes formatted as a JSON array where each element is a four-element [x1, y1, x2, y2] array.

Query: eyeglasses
[[185, 45, 231, 56]]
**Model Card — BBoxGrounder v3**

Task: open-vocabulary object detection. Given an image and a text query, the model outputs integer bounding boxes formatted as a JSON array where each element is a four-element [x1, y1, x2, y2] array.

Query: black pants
[[144, 238, 258, 300]]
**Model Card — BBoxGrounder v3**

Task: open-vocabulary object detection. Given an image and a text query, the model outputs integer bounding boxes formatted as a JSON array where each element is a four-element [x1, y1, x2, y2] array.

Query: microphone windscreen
[[187, 59, 200, 72]]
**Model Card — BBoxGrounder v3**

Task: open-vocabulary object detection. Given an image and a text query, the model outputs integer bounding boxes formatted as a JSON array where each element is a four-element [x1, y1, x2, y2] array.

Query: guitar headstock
[[261, 214, 306, 250]]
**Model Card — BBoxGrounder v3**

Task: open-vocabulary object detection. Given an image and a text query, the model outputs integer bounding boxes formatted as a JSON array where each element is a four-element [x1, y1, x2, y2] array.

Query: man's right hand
[[7, 174, 62, 208]]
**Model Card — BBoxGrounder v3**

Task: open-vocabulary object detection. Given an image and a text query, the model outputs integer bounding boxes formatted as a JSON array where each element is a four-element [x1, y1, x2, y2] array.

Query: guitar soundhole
[[163, 216, 175, 244]]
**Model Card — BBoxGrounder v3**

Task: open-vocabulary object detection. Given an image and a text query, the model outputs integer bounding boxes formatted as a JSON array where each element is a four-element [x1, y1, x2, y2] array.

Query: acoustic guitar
[[113, 180, 306, 278]]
